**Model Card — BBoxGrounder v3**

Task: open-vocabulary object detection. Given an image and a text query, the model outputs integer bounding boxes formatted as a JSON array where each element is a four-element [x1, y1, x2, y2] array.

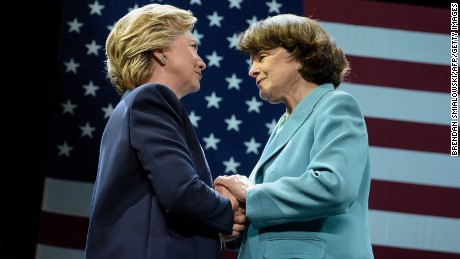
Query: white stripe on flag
[[342, 83, 450, 126], [35, 244, 85, 259], [370, 209, 460, 254], [41, 177, 93, 217], [370, 146, 460, 188], [318, 21, 450, 65]]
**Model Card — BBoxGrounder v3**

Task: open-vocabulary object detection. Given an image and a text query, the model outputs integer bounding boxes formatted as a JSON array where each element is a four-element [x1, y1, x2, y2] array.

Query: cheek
[[267, 78, 284, 95]]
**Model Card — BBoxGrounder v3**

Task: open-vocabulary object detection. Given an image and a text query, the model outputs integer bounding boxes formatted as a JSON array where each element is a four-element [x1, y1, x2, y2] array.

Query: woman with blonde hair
[[85, 4, 245, 259]]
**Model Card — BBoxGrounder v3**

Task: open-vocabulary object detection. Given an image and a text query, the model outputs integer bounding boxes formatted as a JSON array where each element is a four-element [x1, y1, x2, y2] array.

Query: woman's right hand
[[214, 174, 252, 203]]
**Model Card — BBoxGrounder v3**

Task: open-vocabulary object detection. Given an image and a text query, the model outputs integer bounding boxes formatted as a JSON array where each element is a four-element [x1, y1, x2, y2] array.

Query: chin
[[190, 85, 200, 93], [260, 94, 278, 105], [259, 93, 268, 102]]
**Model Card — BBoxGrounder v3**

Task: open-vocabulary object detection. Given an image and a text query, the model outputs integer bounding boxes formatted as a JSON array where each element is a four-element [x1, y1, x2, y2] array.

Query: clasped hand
[[214, 174, 253, 242]]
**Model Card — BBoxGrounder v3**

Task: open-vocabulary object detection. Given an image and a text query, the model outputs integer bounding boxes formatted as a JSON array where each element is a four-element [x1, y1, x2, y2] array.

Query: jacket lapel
[[251, 84, 334, 183]]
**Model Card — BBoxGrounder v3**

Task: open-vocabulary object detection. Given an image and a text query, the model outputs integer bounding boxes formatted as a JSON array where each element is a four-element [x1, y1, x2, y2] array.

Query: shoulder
[[123, 83, 181, 110], [319, 88, 361, 108], [325, 88, 357, 102], [128, 83, 177, 101], [313, 88, 365, 119]]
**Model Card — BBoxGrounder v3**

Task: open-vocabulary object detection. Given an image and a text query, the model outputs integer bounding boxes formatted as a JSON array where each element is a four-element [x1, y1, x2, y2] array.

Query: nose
[[248, 61, 259, 78], [197, 55, 206, 70]]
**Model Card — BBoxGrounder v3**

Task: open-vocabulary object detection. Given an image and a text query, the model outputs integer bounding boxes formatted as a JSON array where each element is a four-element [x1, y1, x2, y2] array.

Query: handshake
[[214, 174, 253, 242]]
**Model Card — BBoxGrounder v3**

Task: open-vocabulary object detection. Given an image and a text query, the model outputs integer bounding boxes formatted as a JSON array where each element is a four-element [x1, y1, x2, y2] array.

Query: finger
[[234, 213, 247, 224], [235, 206, 245, 215], [214, 184, 225, 193], [214, 175, 232, 187], [232, 223, 246, 232], [218, 186, 239, 212]]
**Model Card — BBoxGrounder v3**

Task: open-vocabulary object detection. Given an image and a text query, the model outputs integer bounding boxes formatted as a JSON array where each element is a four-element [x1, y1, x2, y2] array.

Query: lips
[[256, 77, 266, 85]]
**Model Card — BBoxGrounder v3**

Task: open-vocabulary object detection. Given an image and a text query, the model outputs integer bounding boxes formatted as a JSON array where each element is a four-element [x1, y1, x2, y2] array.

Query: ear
[[152, 49, 164, 62]]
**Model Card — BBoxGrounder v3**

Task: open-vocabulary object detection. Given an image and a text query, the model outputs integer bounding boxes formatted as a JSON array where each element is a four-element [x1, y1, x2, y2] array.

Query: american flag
[[36, 0, 460, 258]]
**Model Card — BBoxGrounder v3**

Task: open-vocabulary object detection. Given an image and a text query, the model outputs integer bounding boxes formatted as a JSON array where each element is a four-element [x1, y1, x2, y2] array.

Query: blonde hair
[[237, 14, 349, 88], [105, 4, 197, 95]]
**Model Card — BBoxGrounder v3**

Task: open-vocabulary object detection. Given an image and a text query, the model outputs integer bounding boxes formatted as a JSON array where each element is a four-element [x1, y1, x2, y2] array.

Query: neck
[[284, 81, 318, 114]]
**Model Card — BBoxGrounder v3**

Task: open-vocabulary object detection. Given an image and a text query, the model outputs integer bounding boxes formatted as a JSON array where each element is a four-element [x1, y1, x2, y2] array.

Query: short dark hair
[[237, 14, 350, 88]]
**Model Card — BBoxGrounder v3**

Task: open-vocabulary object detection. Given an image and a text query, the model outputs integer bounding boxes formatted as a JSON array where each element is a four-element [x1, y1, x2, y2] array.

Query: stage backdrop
[[36, 0, 459, 258]]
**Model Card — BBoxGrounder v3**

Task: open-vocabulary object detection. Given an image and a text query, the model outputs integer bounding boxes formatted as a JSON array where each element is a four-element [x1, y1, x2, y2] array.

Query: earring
[[160, 55, 168, 65]]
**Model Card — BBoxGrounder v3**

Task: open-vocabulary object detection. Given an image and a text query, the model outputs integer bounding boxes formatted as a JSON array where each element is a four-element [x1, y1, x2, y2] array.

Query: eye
[[191, 43, 198, 51], [259, 54, 267, 61]]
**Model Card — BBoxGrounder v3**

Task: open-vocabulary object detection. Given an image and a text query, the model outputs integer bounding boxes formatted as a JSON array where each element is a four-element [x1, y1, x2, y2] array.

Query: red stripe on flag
[[370, 180, 460, 218], [303, 0, 450, 34], [373, 245, 460, 259], [347, 55, 450, 93], [38, 211, 88, 250], [365, 117, 451, 154], [222, 248, 238, 259]]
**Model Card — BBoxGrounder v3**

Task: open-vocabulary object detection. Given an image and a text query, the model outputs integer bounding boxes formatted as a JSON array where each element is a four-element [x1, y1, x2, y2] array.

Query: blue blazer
[[237, 84, 374, 258], [85, 84, 234, 259]]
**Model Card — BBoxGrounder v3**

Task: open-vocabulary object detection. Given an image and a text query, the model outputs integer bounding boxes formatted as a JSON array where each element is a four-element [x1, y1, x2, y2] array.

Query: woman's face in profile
[[162, 31, 206, 95], [248, 47, 302, 105]]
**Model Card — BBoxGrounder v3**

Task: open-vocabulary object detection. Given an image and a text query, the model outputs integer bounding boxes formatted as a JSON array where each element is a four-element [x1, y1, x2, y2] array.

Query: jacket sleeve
[[129, 84, 233, 234], [246, 91, 369, 228]]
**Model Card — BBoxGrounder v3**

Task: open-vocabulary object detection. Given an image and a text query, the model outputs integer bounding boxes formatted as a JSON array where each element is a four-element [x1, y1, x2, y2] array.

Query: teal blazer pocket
[[264, 237, 325, 259]]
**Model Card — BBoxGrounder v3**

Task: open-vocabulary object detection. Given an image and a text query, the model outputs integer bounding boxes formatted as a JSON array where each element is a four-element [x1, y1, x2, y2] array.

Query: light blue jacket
[[238, 83, 374, 258]]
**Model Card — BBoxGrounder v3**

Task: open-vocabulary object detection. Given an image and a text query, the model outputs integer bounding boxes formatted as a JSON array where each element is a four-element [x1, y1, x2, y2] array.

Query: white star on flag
[[61, 99, 77, 115], [228, 0, 243, 9], [64, 58, 80, 74], [246, 96, 263, 113], [226, 73, 243, 90], [205, 51, 223, 67], [244, 137, 262, 154], [226, 33, 239, 49], [80, 122, 96, 138], [192, 29, 204, 45], [88, 1, 105, 16], [266, 0, 282, 13], [83, 81, 100, 97], [101, 103, 114, 119], [190, 0, 202, 5], [57, 141, 74, 157], [203, 133, 221, 150], [225, 114, 242, 132], [205, 92, 222, 109], [207, 11, 224, 27], [189, 111, 202, 127], [222, 156, 241, 173], [67, 18, 83, 33], [85, 40, 102, 56]]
